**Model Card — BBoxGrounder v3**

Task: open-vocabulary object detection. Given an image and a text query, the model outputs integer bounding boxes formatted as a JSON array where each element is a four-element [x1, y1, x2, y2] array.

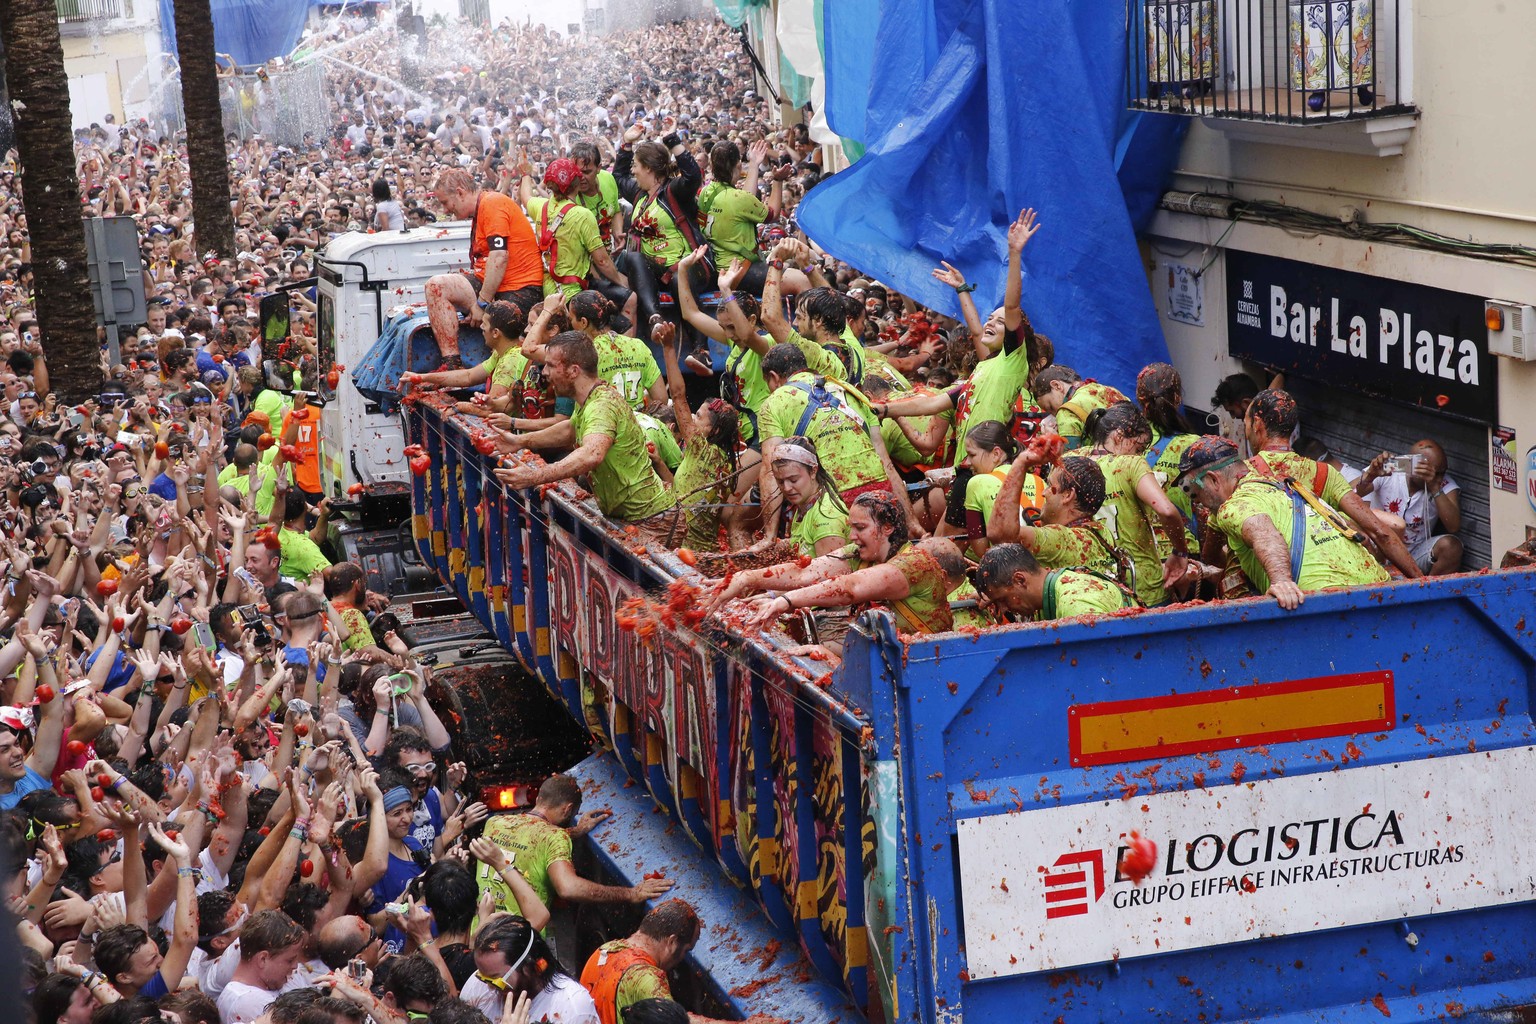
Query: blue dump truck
[[316, 230, 1536, 1021], [395, 392, 1536, 1024]]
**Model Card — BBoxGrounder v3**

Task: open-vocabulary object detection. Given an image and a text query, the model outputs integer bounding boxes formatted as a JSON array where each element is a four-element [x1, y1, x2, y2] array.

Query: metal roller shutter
[[1282, 379, 1492, 570]]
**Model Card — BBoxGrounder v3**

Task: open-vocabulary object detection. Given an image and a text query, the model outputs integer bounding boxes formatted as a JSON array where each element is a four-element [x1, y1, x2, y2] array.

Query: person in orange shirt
[[425, 168, 544, 364], [277, 389, 324, 502]]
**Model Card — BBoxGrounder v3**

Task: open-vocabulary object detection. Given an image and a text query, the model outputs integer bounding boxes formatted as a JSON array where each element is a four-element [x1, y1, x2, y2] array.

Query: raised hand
[[1007, 207, 1041, 254], [931, 261, 966, 289]]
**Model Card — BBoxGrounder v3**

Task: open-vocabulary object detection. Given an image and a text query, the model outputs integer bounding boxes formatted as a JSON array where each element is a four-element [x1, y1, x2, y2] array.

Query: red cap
[[543, 158, 581, 193]]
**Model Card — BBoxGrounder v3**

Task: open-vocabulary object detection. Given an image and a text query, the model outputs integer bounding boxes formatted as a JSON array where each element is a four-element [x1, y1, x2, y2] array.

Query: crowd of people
[[0, 5, 1508, 1024]]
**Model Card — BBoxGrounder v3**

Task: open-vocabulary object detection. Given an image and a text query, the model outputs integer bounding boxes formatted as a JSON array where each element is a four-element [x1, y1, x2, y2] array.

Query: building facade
[[1138, 0, 1536, 568], [56, 0, 171, 128]]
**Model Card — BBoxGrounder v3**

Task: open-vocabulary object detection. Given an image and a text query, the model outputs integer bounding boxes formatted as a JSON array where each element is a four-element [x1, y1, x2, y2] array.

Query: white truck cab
[[313, 224, 471, 497]]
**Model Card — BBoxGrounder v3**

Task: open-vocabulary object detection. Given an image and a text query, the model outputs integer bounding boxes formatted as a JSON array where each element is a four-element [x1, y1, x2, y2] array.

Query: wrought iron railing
[[1128, 0, 1412, 122], [56, 0, 126, 22]]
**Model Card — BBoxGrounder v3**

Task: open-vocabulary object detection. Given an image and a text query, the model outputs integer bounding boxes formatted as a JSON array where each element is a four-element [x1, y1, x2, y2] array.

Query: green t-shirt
[[572, 170, 623, 248], [278, 526, 331, 579], [1029, 522, 1121, 578], [222, 456, 279, 517], [338, 606, 375, 652], [672, 435, 733, 551], [964, 467, 1003, 517], [1148, 430, 1200, 559], [723, 341, 769, 445], [786, 328, 850, 382], [525, 196, 604, 299], [631, 189, 689, 267], [758, 372, 885, 495], [1248, 450, 1355, 509], [1042, 569, 1136, 619], [1055, 382, 1126, 449], [953, 341, 1032, 467], [254, 388, 291, 428], [476, 811, 572, 917], [1212, 476, 1389, 594], [698, 181, 768, 265], [1087, 452, 1166, 607], [634, 411, 683, 471], [594, 332, 661, 410], [787, 491, 849, 557], [848, 542, 952, 634], [571, 382, 676, 521]]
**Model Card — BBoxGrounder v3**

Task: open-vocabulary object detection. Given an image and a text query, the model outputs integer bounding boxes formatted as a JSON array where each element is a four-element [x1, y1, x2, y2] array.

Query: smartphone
[[192, 620, 217, 652], [67, 411, 85, 428]]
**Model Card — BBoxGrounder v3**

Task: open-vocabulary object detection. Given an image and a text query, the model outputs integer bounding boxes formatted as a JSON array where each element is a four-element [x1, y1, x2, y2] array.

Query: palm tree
[[172, 0, 236, 261], [0, 0, 103, 402]]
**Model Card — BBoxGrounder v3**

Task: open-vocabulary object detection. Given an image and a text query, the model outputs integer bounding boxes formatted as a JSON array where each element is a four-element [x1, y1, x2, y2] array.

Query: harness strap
[[536, 202, 586, 286]]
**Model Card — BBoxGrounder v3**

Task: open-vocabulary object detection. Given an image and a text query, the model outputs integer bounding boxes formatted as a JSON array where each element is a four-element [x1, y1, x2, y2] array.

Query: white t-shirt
[[461, 974, 598, 1024], [217, 979, 279, 1024], [1366, 470, 1459, 562]]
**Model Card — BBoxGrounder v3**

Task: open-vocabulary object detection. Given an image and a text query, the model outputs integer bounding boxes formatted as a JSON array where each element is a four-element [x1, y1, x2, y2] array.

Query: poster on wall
[[1225, 250, 1497, 425], [1163, 262, 1205, 326], [1493, 427, 1518, 494], [1526, 446, 1536, 515]]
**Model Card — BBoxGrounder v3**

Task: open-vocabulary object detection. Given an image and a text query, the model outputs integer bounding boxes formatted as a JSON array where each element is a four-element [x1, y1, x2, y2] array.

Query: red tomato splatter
[[1120, 831, 1156, 884]]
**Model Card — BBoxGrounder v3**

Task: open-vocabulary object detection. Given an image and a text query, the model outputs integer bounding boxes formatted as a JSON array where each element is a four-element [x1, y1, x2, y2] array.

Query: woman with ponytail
[[676, 246, 773, 445], [613, 121, 712, 329], [1135, 362, 1202, 561], [653, 321, 760, 551], [696, 139, 806, 299]]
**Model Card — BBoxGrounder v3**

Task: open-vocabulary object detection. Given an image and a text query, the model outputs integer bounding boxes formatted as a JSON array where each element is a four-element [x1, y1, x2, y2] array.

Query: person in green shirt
[[1178, 436, 1390, 609], [613, 124, 710, 330], [220, 442, 280, 518], [521, 291, 665, 412], [517, 157, 630, 302], [1242, 388, 1423, 580], [766, 435, 850, 559], [957, 420, 1019, 559], [652, 321, 756, 552], [875, 209, 1051, 532], [1137, 362, 1203, 573], [494, 331, 675, 539], [399, 301, 529, 413], [697, 140, 776, 269], [569, 140, 625, 252], [1083, 403, 1192, 606], [974, 543, 1137, 621], [1033, 365, 1131, 450], [676, 249, 773, 445], [272, 490, 331, 581], [987, 452, 1124, 581], [708, 491, 957, 639], [634, 410, 684, 473]]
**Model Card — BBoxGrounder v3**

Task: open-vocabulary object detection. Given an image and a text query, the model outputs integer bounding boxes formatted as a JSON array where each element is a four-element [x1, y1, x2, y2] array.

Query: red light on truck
[[484, 784, 526, 811]]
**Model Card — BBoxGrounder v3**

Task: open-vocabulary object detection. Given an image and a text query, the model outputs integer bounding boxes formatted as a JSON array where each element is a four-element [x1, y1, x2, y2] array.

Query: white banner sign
[[957, 748, 1536, 978]]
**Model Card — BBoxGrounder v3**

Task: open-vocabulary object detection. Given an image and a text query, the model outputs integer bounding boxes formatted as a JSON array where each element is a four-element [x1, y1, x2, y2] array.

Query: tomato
[[1120, 831, 1157, 884], [97, 829, 116, 842], [299, 859, 314, 878], [96, 579, 118, 597], [97, 773, 112, 787], [111, 616, 125, 632], [91, 786, 105, 801], [256, 433, 276, 450], [34, 685, 53, 704], [403, 444, 424, 458], [347, 482, 364, 496], [291, 408, 310, 421], [278, 445, 300, 462], [169, 617, 192, 635], [676, 548, 698, 567], [154, 441, 170, 459], [410, 455, 432, 476], [294, 723, 309, 737], [326, 368, 340, 389], [67, 740, 87, 756]]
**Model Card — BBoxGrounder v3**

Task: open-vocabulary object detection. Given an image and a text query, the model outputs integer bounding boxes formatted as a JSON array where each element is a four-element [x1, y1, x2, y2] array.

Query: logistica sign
[[1224, 251, 1497, 425], [955, 749, 1534, 977]]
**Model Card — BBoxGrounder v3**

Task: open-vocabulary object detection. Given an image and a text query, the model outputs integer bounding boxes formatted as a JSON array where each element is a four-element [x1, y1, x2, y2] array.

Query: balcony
[[56, 0, 127, 22], [1128, 0, 1419, 155]]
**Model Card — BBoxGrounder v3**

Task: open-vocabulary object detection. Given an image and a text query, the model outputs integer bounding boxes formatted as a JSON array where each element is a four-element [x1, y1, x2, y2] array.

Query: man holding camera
[[1356, 439, 1463, 576]]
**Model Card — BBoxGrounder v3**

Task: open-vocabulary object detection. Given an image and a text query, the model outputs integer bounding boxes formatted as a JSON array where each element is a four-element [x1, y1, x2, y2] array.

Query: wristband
[[177, 866, 197, 878], [375, 708, 390, 717], [780, 594, 795, 613], [110, 777, 127, 792], [769, 259, 785, 271], [954, 282, 977, 294], [289, 827, 308, 843]]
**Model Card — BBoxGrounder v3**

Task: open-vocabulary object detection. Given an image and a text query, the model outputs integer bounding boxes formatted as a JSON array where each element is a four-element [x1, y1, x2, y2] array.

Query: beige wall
[[61, 24, 162, 125], [1142, 0, 1536, 562]]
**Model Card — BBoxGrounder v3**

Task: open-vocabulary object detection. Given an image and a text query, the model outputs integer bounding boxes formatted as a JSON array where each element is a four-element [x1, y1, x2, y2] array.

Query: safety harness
[[534, 201, 587, 288], [1041, 567, 1138, 619]]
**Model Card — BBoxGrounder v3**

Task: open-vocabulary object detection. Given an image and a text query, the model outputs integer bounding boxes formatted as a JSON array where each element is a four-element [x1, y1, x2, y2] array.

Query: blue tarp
[[802, 0, 1187, 395], [352, 312, 491, 414], [159, 0, 310, 69]]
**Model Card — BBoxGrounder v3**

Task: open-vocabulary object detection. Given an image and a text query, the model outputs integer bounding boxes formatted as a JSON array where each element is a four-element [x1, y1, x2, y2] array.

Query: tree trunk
[[0, 0, 103, 403], [173, 0, 236, 261]]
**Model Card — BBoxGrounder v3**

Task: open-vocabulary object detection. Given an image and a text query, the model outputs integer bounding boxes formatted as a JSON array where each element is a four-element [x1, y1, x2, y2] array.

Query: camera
[[18, 483, 52, 509]]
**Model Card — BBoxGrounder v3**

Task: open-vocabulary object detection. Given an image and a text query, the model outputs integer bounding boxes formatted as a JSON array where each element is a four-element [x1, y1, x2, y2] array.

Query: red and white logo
[[1042, 850, 1106, 920]]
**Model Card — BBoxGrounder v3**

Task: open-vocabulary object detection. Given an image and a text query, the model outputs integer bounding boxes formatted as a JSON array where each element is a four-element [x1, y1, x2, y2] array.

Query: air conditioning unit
[[1485, 299, 1536, 361]]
